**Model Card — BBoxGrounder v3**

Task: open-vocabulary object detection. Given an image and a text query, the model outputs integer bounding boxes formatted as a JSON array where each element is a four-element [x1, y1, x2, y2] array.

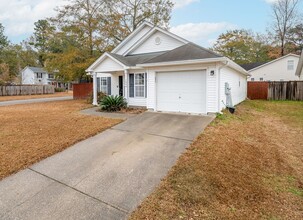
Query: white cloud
[[171, 22, 237, 46], [264, 0, 278, 3], [173, 0, 199, 9], [0, 0, 65, 38]]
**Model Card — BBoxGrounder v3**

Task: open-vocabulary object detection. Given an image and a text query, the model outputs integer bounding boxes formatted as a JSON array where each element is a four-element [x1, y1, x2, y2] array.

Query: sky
[[0, 0, 301, 47]]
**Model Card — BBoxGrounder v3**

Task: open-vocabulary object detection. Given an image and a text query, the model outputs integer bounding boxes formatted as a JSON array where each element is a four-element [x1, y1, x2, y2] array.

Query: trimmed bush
[[87, 92, 107, 104], [55, 88, 65, 92], [100, 95, 127, 112]]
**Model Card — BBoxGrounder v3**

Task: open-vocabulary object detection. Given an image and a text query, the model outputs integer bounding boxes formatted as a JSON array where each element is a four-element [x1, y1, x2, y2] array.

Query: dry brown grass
[[0, 92, 72, 102], [130, 101, 303, 220], [0, 100, 121, 180]]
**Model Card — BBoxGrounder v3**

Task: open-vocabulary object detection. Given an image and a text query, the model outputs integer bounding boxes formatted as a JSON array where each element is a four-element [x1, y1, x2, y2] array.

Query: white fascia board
[[86, 53, 128, 74], [123, 27, 189, 56], [137, 57, 226, 67], [111, 22, 153, 54]]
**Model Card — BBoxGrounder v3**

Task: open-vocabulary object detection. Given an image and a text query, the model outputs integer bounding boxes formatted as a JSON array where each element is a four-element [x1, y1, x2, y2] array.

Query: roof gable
[[111, 21, 153, 55], [124, 27, 188, 56], [87, 53, 126, 72], [247, 54, 300, 72]]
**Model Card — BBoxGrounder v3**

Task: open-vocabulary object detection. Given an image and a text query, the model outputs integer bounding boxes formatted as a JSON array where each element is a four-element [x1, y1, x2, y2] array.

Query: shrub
[[87, 92, 107, 104], [100, 95, 127, 112], [55, 88, 65, 92]]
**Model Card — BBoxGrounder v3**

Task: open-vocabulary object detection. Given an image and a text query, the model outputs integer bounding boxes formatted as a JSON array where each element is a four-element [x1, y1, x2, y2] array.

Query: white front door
[[156, 70, 207, 114]]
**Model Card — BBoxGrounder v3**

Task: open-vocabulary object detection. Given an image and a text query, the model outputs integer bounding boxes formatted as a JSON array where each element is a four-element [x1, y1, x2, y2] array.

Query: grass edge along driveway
[[0, 100, 122, 180], [129, 100, 303, 220]]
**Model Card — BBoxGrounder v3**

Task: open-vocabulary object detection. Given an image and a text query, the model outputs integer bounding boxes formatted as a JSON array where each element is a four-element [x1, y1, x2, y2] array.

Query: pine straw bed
[[0, 100, 121, 180], [129, 101, 303, 220]]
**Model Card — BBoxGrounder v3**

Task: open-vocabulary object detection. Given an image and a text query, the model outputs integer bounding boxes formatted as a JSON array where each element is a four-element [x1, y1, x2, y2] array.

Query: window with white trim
[[260, 77, 264, 81], [134, 73, 145, 97], [287, 60, 294, 70], [100, 77, 107, 93], [36, 73, 43, 78], [251, 78, 255, 81]]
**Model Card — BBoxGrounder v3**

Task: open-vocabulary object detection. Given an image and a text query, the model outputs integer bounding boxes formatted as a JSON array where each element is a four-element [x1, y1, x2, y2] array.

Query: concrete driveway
[[0, 96, 73, 106], [0, 112, 214, 220]]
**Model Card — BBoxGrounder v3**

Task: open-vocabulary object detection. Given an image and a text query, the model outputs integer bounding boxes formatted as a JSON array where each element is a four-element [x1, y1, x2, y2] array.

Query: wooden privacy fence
[[73, 83, 93, 99], [0, 85, 55, 96], [248, 81, 303, 101]]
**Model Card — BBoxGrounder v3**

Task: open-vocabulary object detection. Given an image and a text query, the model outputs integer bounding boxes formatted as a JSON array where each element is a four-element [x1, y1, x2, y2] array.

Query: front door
[[119, 76, 123, 96]]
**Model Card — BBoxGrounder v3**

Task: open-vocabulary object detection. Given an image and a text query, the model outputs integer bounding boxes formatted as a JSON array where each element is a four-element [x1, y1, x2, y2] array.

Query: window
[[287, 60, 294, 70], [260, 78, 264, 81], [251, 78, 255, 81], [36, 73, 43, 78], [100, 77, 107, 93], [134, 73, 145, 97], [48, 74, 54, 79]]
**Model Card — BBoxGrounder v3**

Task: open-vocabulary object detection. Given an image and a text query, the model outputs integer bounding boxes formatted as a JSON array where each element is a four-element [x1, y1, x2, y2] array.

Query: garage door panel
[[156, 70, 206, 114]]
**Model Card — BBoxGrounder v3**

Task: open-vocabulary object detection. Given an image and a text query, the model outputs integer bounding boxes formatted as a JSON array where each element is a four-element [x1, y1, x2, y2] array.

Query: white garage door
[[156, 70, 207, 114]]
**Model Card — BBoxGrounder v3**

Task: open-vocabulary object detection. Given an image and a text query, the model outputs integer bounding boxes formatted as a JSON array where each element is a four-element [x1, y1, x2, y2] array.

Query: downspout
[[218, 60, 229, 113]]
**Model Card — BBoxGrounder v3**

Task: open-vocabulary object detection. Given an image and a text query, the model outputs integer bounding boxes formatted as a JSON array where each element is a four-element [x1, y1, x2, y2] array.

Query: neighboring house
[[242, 54, 303, 82], [21, 66, 55, 85], [86, 22, 249, 114]]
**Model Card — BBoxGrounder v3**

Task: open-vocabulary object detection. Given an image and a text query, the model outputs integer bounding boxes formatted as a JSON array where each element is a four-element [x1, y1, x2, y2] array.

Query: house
[[242, 54, 303, 82], [21, 66, 55, 85], [86, 22, 249, 114], [21, 66, 69, 88]]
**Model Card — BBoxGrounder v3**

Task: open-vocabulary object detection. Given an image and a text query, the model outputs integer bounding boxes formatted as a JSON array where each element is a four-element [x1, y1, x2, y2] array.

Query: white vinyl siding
[[94, 57, 124, 72], [130, 31, 185, 55], [220, 67, 247, 111], [206, 68, 218, 113]]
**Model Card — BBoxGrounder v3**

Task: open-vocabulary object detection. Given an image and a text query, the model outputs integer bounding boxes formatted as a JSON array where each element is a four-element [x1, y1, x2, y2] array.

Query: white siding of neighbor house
[[22, 68, 35, 84], [114, 25, 152, 55], [21, 68, 50, 85], [129, 31, 185, 55], [219, 66, 247, 111], [94, 57, 125, 73], [248, 55, 300, 82]]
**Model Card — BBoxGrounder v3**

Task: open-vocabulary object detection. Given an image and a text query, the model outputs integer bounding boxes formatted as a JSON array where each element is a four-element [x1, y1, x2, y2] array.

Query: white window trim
[[134, 73, 145, 98], [287, 60, 294, 71], [100, 77, 108, 93]]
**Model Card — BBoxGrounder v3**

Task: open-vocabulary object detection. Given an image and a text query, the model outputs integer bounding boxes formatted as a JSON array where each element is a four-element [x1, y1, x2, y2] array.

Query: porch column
[[124, 69, 129, 103], [92, 72, 98, 106]]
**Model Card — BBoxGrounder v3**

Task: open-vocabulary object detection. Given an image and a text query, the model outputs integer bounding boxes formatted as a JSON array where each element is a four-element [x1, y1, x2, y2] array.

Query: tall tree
[[0, 23, 9, 50], [286, 24, 303, 53], [29, 20, 54, 67], [108, 0, 174, 42], [270, 0, 301, 56], [213, 30, 271, 65]]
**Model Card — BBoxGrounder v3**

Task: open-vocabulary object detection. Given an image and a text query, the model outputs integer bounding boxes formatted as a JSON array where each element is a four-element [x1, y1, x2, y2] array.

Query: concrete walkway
[[0, 96, 73, 106], [0, 112, 214, 220]]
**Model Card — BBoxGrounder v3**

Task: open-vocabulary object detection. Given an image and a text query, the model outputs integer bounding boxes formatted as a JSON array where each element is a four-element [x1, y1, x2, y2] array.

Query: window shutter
[[97, 77, 100, 92], [145, 72, 147, 98], [107, 77, 111, 95], [129, 74, 134, 97]]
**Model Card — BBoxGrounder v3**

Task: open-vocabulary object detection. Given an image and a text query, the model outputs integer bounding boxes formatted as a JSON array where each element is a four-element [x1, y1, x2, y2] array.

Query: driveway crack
[[28, 168, 129, 215]]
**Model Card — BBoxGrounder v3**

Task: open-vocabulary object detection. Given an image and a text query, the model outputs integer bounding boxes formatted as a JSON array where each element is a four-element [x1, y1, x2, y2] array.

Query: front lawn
[[130, 101, 303, 220], [0, 92, 72, 102], [0, 100, 121, 180]]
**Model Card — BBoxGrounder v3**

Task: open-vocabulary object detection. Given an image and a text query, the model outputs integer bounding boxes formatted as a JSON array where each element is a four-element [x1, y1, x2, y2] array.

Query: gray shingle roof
[[27, 67, 48, 73], [142, 43, 223, 64], [109, 52, 166, 66], [240, 62, 268, 71], [108, 43, 223, 67]]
